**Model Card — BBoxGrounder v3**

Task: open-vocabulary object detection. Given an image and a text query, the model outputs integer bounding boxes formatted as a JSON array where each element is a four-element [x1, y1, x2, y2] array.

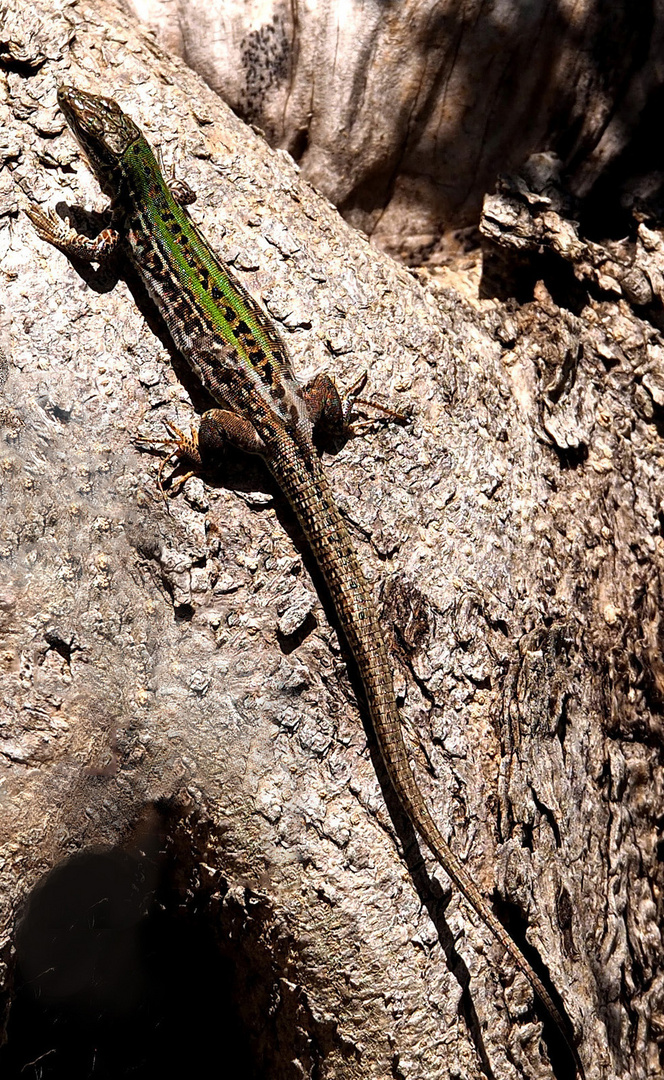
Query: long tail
[[270, 441, 584, 1078], [371, 719, 585, 1079]]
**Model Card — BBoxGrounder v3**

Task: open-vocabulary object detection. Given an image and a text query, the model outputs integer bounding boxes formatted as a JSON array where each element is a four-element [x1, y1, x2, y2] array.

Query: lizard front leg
[[26, 161, 191, 264], [25, 204, 120, 264]]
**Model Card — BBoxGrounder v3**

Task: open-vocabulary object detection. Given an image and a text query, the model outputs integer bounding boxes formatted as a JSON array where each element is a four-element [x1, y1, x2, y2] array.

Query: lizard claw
[[25, 204, 75, 247], [135, 419, 202, 500]]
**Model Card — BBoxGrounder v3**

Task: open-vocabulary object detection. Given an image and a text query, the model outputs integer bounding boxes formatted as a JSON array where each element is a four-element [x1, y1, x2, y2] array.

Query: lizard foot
[[135, 419, 202, 500], [341, 372, 412, 434]]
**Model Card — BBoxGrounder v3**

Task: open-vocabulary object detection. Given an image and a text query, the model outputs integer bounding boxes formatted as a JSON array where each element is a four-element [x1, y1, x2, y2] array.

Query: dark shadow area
[[545, 439, 589, 472], [494, 895, 582, 1079], [480, 240, 590, 315], [277, 610, 318, 654], [580, 82, 664, 243], [0, 842, 261, 1080]]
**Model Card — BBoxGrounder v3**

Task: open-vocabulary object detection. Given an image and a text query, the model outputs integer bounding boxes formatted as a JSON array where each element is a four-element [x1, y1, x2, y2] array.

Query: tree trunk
[[0, 2, 661, 1078], [119, 0, 664, 261]]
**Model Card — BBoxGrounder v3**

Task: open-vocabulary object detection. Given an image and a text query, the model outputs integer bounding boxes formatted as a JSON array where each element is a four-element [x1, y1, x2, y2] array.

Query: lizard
[[26, 84, 584, 1077]]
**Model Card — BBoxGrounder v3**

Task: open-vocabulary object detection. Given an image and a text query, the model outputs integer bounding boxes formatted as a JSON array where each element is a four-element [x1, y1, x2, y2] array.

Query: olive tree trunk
[[0, 2, 661, 1079]]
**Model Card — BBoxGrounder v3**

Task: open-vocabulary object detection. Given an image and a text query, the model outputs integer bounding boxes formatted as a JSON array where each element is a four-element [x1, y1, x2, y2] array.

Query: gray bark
[[0, 1, 662, 1078]]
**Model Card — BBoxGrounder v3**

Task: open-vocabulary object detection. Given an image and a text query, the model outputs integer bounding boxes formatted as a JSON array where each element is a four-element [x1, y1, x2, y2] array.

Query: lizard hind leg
[[302, 371, 369, 437], [303, 371, 409, 438], [138, 410, 265, 498], [197, 409, 266, 459]]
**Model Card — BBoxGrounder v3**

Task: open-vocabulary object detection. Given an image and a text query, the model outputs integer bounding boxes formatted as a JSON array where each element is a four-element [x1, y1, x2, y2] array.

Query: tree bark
[[0, 2, 662, 1078], [118, 0, 664, 261]]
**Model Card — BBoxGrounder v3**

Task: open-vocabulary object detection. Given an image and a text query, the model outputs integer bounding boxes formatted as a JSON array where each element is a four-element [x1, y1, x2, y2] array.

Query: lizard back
[[57, 85, 301, 430]]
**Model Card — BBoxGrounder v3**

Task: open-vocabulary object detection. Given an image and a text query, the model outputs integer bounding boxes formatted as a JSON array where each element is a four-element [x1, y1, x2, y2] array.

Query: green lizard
[[27, 84, 584, 1077]]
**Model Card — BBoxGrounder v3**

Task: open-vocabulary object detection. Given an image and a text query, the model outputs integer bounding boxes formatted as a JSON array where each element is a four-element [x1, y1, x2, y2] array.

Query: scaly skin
[[27, 85, 584, 1077]]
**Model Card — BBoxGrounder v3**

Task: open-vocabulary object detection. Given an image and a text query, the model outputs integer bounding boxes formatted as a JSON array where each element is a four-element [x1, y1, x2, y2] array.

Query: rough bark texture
[[118, 0, 664, 261], [0, 2, 662, 1079]]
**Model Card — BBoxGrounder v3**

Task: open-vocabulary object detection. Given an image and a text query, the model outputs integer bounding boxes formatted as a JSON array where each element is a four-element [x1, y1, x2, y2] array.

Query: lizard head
[[57, 85, 141, 193]]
